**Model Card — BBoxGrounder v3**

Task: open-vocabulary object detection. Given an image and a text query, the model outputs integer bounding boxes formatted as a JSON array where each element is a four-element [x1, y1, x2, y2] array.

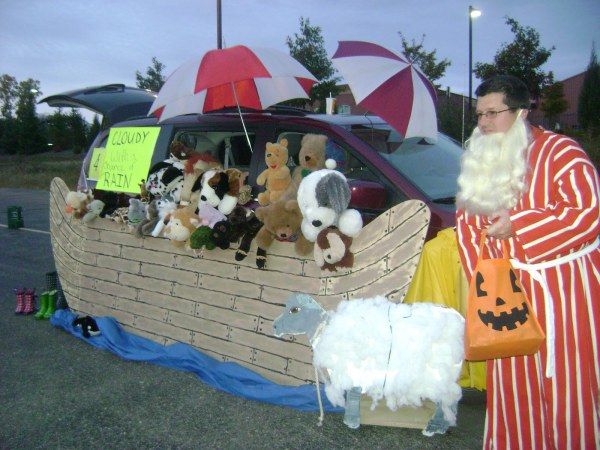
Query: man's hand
[[487, 210, 513, 239]]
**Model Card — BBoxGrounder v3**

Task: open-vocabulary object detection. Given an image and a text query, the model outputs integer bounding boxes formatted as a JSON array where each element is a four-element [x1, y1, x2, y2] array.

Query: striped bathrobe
[[456, 127, 600, 449]]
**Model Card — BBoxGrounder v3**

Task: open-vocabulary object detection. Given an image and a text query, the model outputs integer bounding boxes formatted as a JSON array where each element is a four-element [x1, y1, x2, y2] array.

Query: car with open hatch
[[40, 84, 462, 238]]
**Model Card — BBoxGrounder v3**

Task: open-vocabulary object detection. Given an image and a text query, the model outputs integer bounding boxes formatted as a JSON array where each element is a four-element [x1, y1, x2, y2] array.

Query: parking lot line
[[0, 223, 50, 235]]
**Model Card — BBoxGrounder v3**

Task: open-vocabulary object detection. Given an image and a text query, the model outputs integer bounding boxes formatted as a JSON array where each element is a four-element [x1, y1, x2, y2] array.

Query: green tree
[[87, 114, 102, 146], [286, 17, 341, 111], [578, 43, 600, 136], [47, 108, 70, 151], [474, 17, 554, 100], [540, 80, 568, 126], [398, 33, 450, 86], [0, 74, 19, 154], [68, 108, 88, 153], [135, 57, 166, 92], [15, 79, 46, 154], [0, 74, 18, 118]]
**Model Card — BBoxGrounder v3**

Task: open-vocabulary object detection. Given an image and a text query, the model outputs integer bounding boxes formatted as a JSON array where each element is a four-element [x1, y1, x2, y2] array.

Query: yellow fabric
[[404, 228, 487, 390]]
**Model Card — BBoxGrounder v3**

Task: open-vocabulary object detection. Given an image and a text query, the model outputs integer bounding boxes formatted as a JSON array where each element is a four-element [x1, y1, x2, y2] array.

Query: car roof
[[39, 84, 157, 126]]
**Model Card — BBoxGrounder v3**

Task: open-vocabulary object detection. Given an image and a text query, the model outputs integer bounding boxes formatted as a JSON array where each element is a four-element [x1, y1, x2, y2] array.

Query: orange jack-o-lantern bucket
[[464, 232, 545, 361]]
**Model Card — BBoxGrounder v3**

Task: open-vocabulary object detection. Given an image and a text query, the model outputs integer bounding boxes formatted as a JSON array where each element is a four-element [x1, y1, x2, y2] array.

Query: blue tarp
[[51, 309, 342, 413]]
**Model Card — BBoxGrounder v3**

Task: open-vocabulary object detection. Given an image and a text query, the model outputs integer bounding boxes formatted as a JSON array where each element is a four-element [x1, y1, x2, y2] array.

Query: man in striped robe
[[456, 75, 599, 449]]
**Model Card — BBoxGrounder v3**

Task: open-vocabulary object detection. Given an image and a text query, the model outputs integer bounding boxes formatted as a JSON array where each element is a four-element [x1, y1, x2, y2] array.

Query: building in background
[[335, 71, 586, 133]]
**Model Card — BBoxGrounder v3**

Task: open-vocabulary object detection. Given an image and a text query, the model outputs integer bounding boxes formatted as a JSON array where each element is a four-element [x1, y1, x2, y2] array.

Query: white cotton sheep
[[273, 293, 465, 434]]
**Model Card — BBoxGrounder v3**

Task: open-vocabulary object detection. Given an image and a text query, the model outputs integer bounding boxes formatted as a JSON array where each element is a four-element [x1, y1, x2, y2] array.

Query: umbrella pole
[[231, 82, 253, 153]]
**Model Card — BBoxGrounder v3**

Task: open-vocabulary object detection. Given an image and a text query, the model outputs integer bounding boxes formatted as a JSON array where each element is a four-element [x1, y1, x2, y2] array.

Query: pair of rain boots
[[34, 290, 57, 320], [14, 288, 36, 315]]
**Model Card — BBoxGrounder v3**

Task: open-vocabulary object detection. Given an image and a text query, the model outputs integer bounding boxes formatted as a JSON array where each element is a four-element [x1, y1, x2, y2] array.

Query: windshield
[[350, 124, 462, 201]]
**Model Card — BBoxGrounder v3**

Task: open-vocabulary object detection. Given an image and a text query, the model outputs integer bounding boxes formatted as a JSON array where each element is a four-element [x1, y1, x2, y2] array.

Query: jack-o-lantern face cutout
[[476, 268, 529, 331]]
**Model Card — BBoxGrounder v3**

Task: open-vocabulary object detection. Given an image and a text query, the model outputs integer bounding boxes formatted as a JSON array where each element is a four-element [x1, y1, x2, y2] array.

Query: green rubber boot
[[43, 290, 57, 319], [35, 291, 49, 320]]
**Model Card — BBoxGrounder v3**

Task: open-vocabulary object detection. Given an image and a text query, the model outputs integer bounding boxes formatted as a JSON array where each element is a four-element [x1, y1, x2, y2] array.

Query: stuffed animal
[[72, 316, 101, 338], [254, 199, 312, 269], [145, 141, 192, 201], [169, 140, 198, 160], [314, 227, 354, 271], [134, 199, 159, 238], [139, 179, 152, 203], [197, 202, 227, 228], [256, 139, 292, 206], [82, 199, 106, 224], [189, 226, 216, 252], [65, 190, 93, 219], [150, 196, 177, 237], [180, 153, 221, 206], [297, 169, 363, 242], [198, 169, 244, 215], [210, 206, 262, 259], [284, 134, 338, 200], [162, 206, 200, 248], [127, 198, 147, 229]]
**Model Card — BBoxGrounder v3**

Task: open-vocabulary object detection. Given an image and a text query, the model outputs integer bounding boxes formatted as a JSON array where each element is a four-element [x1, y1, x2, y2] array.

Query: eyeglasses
[[475, 108, 515, 120]]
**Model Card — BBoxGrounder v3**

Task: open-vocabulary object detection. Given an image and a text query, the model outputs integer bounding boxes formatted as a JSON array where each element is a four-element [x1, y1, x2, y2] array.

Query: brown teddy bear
[[282, 134, 336, 200], [314, 227, 354, 272], [254, 199, 312, 269], [256, 139, 291, 206]]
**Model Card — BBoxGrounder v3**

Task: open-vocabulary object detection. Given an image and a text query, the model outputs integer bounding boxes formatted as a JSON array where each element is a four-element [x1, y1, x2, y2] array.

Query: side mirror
[[348, 179, 386, 210]]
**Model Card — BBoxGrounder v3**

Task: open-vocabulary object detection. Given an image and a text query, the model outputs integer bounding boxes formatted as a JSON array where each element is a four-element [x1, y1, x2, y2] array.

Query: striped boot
[[14, 288, 25, 314], [22, 288, 36, 315]]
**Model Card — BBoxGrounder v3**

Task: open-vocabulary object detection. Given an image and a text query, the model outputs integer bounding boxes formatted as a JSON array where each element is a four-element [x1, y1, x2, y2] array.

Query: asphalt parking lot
[[0, 188, 485, 449]]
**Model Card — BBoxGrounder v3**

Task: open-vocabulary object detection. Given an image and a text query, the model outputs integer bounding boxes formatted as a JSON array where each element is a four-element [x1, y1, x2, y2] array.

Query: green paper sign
[[88, 147, 105, 181], [95, 127, 160, 194]]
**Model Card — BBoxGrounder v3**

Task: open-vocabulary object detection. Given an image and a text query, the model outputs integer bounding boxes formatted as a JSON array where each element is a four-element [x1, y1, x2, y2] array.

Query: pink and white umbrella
[[149, 45, 317, 122], [332, 41, 438, 140]]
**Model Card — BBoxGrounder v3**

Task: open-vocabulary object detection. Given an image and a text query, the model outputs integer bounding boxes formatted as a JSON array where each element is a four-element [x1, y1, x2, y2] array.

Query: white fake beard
[[456, 115, 531, 216]]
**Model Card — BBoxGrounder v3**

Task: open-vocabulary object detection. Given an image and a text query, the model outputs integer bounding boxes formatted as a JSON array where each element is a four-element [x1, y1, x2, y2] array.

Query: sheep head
[[273, 293, 326, 343]]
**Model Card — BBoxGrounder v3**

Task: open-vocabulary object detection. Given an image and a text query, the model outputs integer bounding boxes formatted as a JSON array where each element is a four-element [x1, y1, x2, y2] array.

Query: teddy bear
[[281, 134, 337, 201], [256, 139, 291, 206], [82, 199, 106, 224], [296, 169, 363, 242], [134, 199, 159, 238], [254, 199, 312, 269], [198, 168, 244, 215], [314, 227, 355, 272], [162, 206, 201, 249], [65, 190, 93, 219]]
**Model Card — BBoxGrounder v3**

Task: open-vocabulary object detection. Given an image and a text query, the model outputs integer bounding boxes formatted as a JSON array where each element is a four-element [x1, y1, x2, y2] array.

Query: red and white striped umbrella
[[149, 45, 317, 122], [332, 41, 438, 140]]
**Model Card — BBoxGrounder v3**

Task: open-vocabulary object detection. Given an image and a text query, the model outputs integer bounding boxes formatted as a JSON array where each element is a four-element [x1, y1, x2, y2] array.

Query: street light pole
[[468, 6, 481, 116], [217, 0, 222, 49]]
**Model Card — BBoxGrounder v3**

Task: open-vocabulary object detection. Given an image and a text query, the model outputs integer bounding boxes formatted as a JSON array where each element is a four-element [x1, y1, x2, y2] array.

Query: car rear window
[[171, 130, 255, 170]]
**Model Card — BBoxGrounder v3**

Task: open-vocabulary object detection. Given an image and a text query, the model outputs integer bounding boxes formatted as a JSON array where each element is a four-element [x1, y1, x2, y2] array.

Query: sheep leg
[[343, 387, 362, 429], [423, 401, 456, 436]]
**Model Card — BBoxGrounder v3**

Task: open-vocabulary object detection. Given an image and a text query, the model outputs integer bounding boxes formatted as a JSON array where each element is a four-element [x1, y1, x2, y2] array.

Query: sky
[[1, 0, 598, 121]]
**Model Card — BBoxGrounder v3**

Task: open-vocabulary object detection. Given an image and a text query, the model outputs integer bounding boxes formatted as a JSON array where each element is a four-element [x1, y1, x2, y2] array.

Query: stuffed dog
[[296, 169, 363, 242]]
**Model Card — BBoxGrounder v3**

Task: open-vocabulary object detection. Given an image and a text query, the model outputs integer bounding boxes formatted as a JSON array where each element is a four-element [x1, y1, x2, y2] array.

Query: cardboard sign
[[95, 127, 160, 193], [87, 147, 105, 181]]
